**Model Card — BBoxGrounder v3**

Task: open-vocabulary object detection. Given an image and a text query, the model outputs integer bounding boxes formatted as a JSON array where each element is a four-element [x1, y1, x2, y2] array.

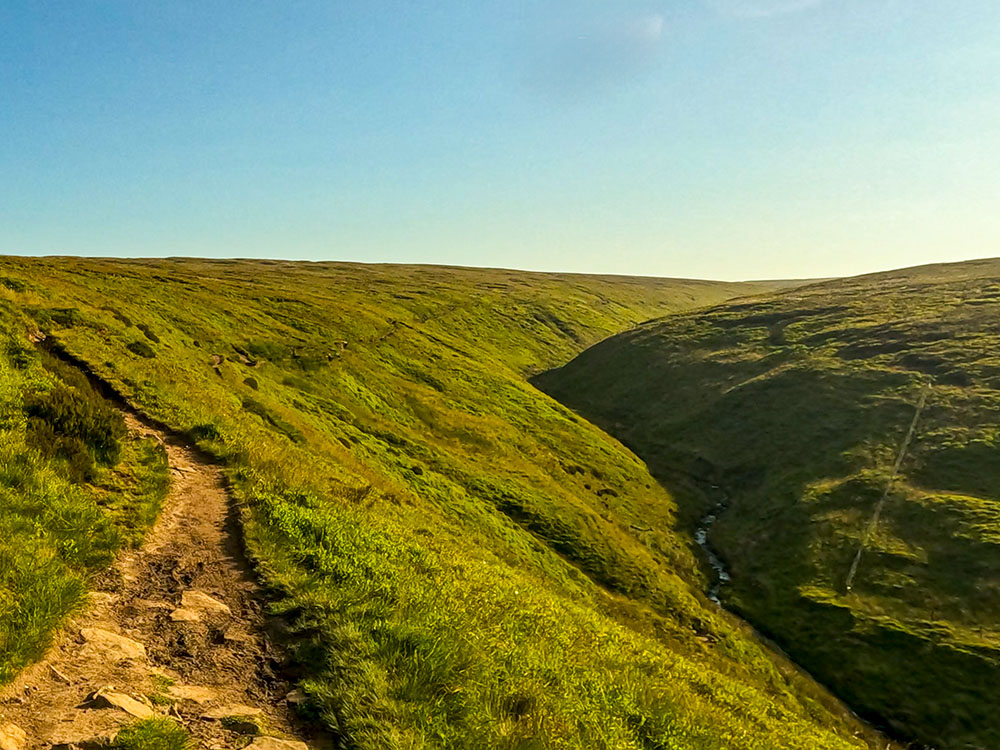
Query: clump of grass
[[111, 718, 191, 750], [102, 306, 132, 327], [241, 396, 304, 443], [281, 374, 313, 392], [147, 672, 175, 706], [220, 714, 265, 734], [4, 341, 33, 370], [127, 340, 156, 359], [247, 339, 288, 362], [25, 383, 125, 481], [48, 308, 85, 328], [187, 422, 221, 442], [136, 323, 160, 344]]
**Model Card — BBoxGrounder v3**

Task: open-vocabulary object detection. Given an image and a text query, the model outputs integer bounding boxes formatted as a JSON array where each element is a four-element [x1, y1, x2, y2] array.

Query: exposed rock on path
[[0, 724, 27, 750], [0, 413, 320, 749], [80, 691, 154, 720]]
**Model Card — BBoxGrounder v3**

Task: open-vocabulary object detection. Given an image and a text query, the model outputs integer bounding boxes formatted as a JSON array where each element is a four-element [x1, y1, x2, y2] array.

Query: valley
[[537, 257, 1000, 750], [0, 257, 891, 749]]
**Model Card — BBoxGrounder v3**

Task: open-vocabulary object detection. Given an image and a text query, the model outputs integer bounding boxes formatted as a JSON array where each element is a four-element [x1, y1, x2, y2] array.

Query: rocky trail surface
[[0, 412, 322, 750]]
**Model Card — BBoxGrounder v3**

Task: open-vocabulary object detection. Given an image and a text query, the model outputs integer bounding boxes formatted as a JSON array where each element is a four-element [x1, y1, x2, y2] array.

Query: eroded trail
[[0, 414, 317, 750]]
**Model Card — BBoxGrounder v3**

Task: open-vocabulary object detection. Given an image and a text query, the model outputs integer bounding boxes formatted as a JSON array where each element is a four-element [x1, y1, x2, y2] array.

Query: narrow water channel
[[694, 489, 731, 605]]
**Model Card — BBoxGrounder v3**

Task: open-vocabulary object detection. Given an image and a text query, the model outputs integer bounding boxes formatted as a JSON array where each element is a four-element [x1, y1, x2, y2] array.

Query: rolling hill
[[536, 257, 1000, 750], [0, 256, 890, 748]]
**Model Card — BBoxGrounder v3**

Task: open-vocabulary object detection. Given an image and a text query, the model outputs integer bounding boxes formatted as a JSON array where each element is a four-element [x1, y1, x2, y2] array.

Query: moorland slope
[[537, 257, 1000, 750], [0, 257, 888, 749]]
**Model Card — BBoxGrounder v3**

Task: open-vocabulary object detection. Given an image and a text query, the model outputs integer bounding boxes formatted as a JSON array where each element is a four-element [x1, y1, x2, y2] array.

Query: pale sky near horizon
[[2, 2, 998, 281]]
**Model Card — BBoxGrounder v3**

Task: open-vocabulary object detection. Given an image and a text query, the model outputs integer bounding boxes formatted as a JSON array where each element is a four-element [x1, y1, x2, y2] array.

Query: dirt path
[[0, 414, 320, 750]]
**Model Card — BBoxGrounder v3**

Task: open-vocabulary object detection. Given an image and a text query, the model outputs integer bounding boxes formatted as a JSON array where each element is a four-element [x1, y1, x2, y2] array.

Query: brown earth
[[0, 413, 325, 750]]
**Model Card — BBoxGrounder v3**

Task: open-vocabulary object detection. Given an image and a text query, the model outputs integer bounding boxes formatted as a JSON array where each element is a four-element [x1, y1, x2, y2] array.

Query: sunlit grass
[[111, 718, 192, 750]]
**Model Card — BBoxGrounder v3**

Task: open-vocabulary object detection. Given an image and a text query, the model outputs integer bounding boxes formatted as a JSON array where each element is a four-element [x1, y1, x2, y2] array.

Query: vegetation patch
[[0, 277, 26, 293], [111, 718, 191, 750], [241, 396, 305, 444], [127, 340, 156, 359], [137, 323, 160, 344]]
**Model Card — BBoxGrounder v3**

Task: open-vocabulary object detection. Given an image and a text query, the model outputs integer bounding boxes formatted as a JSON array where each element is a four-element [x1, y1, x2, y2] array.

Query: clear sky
[[1, 1, 998, 280]]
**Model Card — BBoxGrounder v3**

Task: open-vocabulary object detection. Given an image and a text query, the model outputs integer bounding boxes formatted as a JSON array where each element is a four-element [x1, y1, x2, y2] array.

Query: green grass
[[0, 256, 886, 749], [537, 257, 1000, 750], [0, 304, 169, 683], [111, 718, 191, 750]]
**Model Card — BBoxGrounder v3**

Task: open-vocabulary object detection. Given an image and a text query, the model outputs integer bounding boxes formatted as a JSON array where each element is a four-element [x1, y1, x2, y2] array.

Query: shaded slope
[[0, 257, 885, 749], [535, 257, 1000, 749]]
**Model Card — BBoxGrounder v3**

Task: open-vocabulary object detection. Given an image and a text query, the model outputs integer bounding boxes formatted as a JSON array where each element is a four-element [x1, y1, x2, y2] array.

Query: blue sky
[[1, 1, 998, 280]]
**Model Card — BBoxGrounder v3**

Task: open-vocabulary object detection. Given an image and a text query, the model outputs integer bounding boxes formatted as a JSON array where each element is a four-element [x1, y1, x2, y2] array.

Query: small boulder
[[181, 591, 231, 617], [0, 723, 27, 750], [222, 627, 252, 644], [82, 688, 155, 719], [169, 607, 201, 623], [80, 628, 146, 661]]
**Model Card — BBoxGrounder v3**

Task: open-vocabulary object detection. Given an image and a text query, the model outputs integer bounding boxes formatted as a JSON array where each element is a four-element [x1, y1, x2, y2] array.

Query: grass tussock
[[111, 718, 192, 750]]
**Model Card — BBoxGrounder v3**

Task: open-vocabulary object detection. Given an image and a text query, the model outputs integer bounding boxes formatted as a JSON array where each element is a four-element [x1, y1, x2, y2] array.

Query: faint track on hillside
[[845, 385, 931, 592]]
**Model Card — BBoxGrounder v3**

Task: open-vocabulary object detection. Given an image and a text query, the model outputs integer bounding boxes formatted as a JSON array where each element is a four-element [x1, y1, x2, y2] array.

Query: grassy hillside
[[536, 257, 1000, 750], [0, 256, 886, 749]]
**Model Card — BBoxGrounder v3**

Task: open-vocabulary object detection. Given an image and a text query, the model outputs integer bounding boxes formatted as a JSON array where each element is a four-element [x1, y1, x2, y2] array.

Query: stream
[[694, 488, 731, 605]]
